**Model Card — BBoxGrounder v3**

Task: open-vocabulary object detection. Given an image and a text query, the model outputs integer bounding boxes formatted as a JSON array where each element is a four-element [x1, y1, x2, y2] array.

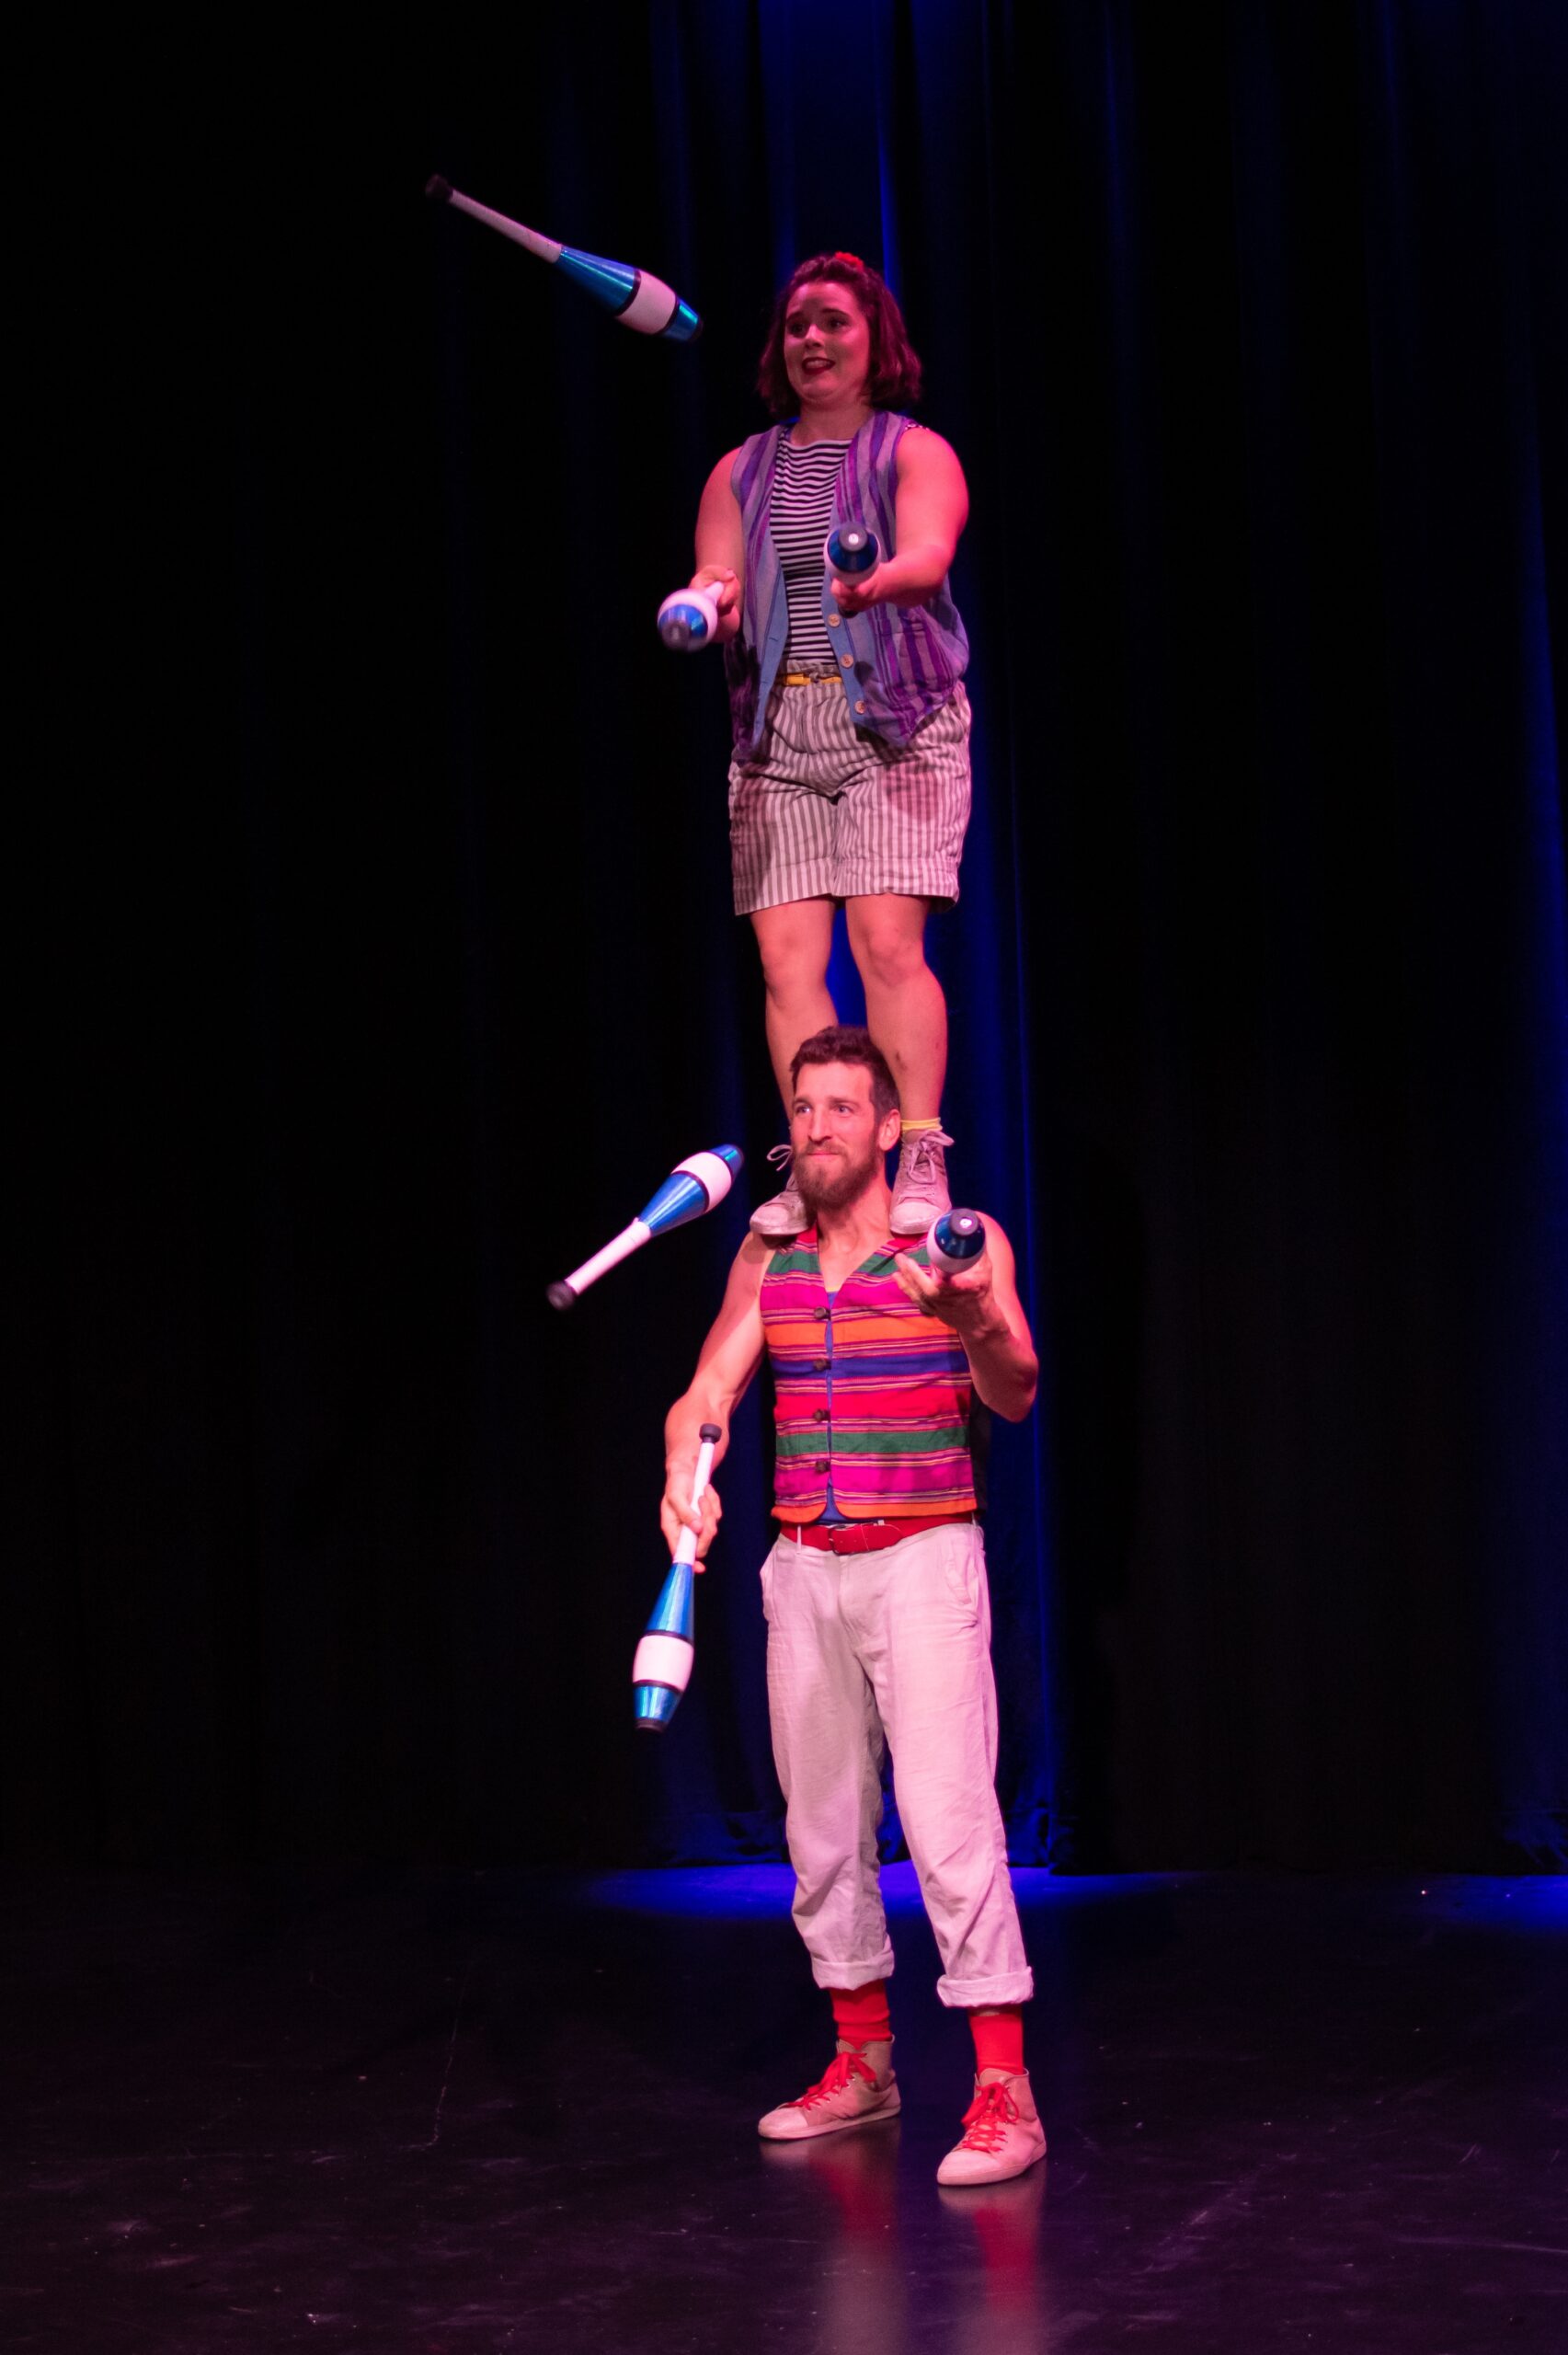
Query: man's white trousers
[[761, 1521, 1034, 2008]]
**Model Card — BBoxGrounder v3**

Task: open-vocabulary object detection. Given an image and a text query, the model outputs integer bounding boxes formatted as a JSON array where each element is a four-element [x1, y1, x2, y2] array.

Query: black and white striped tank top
[[768, 435, 849, 669]]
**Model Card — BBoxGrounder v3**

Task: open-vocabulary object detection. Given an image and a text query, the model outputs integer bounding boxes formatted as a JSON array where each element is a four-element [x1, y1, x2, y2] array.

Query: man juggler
[[660, 1025, 1045, 2185]]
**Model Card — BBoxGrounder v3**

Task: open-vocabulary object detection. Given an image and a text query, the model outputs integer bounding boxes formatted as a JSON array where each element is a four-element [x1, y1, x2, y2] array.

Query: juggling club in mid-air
[[425, 175, 702, 342], [926, 1207, 987, 1275], [632, 1423, 721, 1731], [546, 1146, 744, 1310], [826, 523, 880, 587]]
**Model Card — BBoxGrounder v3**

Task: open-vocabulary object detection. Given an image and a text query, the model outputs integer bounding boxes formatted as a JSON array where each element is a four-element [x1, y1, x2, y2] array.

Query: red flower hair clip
[[830, 250, 866, 270]]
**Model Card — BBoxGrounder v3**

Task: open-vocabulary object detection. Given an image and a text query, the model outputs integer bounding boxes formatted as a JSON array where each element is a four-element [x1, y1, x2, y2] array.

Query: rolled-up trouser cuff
[[807, 1943, 897, 1993], [936, 1966, 1036, 2011]]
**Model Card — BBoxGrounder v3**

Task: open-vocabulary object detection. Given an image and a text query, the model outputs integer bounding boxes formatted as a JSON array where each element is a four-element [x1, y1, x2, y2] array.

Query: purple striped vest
[[761, 1231, 980, 1522], [725, 412, 969, 755]]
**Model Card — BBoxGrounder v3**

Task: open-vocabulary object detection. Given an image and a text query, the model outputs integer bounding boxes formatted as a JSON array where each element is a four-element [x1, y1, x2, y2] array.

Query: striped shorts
[[728, 681, 971, 916]]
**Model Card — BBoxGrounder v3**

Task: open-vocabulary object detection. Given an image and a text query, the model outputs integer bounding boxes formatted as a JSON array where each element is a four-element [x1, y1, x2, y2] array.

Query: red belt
[[784, 1511, 976, 1555]]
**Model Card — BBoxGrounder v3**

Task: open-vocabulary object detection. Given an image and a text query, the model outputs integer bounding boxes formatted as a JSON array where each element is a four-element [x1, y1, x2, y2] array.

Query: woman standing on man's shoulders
[[690, 251, 973, 1238]]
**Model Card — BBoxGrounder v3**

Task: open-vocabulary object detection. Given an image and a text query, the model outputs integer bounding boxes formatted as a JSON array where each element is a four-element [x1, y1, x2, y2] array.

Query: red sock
[[830, 1982, 893, 2048], [969, 2005, 1025, 2075]]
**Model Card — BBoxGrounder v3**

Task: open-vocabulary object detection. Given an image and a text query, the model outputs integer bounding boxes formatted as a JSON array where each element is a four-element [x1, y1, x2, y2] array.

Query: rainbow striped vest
[[761, 1231, 980, 1522]]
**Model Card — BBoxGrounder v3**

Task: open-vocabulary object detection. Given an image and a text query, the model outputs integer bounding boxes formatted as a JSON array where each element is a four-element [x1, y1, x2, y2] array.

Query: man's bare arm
[[660, 1233, 772, 1557]]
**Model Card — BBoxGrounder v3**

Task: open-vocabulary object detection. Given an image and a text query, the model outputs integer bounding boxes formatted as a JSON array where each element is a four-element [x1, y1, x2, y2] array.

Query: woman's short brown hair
[[756, 252, 923, 418]]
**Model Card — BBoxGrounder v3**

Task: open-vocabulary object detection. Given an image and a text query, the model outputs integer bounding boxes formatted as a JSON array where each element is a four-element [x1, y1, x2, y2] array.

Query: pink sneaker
[[935, 2074, 1047, 2186], [757, 2049, 901, 2142]]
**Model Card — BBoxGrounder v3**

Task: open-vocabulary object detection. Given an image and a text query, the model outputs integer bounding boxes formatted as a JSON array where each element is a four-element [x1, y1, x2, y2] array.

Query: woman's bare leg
[[750, 899, 839, 1111], [844, 895, 946, 1122]]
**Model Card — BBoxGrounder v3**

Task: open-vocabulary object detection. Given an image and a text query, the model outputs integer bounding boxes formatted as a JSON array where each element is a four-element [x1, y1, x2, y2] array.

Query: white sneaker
[[935, 2073, 1047, 2185], [758, 2049, 901, 2142], [750, 1144, 809, 1240], [889, 1126, 953, 1237]]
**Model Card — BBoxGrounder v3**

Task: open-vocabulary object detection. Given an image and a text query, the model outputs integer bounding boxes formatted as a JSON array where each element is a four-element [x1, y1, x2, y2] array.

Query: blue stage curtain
[[14, 3, 1565, 1870], [541, 0, 1566, 1870]]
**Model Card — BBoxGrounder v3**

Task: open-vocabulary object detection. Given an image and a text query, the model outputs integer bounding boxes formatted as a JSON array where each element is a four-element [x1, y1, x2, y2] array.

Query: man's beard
[[795, 1140, 884, 1213]]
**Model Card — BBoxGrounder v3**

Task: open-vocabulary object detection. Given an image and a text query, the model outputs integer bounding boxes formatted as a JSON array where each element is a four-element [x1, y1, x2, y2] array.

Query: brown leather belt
[[784, 1511, 977, 1556]]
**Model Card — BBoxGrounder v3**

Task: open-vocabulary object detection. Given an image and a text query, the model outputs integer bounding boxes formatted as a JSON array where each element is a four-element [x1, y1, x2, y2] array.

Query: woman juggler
[[687, 252, 974, 1239]]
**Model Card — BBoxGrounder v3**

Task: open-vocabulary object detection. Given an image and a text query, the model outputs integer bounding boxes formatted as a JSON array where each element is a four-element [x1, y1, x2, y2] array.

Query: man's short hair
[[789, 1025, 899, 1124]]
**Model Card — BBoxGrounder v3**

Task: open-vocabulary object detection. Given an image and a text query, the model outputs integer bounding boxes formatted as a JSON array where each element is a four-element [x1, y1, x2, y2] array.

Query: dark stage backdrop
[[18, 2, 1567, 1871]]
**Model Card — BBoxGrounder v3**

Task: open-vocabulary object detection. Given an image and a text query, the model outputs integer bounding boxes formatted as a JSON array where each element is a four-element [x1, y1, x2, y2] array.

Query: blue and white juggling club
[[926, 1207, 987, 1276], [632, 1423, 721, 1731], [546, 1145, 744, 1310], [825, 523, 880, 586], [425, 177, 703, 342], [657, 577, 727, 651]]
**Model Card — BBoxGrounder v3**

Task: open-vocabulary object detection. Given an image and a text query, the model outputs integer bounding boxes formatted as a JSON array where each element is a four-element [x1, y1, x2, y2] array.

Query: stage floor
[[2, 1866, 1563, 2352]]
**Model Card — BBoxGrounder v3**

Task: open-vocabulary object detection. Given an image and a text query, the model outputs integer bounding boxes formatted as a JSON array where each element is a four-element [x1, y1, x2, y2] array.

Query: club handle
[[547, 1216, 650, 1309], [427, 176, 564, 264], [673, 1424, 722, 1567]]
